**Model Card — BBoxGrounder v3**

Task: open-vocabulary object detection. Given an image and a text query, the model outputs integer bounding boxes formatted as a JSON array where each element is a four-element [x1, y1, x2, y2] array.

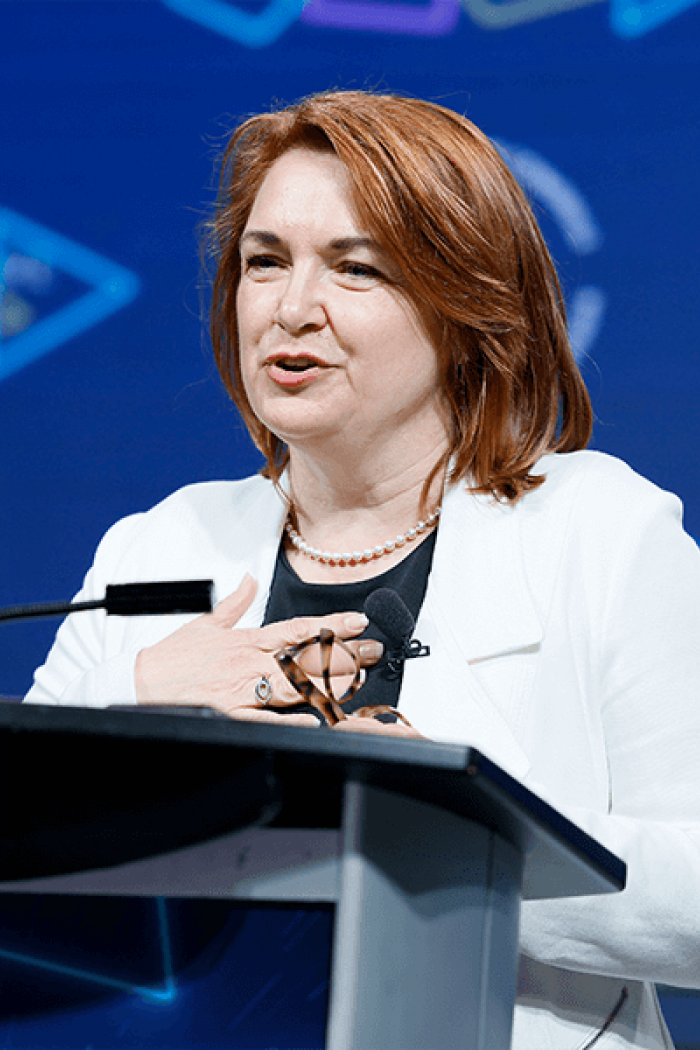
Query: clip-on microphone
[[363, 587, 430, 678]]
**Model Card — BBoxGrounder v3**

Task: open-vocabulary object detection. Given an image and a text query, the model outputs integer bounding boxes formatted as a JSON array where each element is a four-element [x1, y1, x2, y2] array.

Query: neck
[[285, 438, 449, 568]]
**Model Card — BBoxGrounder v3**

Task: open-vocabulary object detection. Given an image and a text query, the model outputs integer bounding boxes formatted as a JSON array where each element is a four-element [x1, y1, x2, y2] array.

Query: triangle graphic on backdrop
[[300, 0, 461, 35], [0, 207, 140, 385], [161, 0, 306, 47]]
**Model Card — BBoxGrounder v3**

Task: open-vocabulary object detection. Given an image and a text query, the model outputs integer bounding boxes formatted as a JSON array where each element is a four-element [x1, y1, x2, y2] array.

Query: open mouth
[[276, 358, 318, 372], [265, 355, 328, 386]]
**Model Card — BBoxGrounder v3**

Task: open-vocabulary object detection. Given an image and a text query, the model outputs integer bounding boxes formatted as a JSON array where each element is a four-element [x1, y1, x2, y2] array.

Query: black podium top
[[1, 702, 625, 899]]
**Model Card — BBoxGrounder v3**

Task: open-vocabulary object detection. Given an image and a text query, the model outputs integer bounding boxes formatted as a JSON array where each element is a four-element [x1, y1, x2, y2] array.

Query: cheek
[[236, 288, 263, 360], [238, 340, 259, 407], [236, 273, 269, 324], [235, 285, 252, 343], [235, 309, 257, 401]]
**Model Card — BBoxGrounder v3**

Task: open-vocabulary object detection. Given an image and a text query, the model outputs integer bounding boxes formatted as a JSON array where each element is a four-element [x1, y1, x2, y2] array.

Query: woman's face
[[236, 148, 448, 463]]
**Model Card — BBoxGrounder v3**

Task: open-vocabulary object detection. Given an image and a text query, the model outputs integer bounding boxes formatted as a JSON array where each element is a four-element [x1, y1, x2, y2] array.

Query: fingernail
[[359, 641, 383, 660], [345, 613, 369, 631]]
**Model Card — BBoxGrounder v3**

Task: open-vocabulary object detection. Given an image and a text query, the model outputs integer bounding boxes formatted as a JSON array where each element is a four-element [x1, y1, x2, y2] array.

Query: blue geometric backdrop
[[1, 1, 699, 1046]]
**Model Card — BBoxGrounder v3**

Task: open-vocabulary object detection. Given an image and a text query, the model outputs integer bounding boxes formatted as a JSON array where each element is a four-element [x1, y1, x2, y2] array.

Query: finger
[[265, 669, 311, 709], [291, 644, 353, 678], [287, 639, 382, 678], [345, 639, 385, 667], [224, 707, 320, 728], [332, 717, 424, 739], [260, 611, 369, 650], [227, 669, 303, 711], [332, 716, 384, 735], [207, 575, 258, 628]]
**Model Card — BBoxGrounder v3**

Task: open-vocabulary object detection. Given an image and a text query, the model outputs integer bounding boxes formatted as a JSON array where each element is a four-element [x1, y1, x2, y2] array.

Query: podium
[[0, 703, 625, 1050]]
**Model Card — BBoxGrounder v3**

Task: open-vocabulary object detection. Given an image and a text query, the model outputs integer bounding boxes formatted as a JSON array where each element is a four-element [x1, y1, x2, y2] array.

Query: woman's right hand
[[134, 575, 382, 725]]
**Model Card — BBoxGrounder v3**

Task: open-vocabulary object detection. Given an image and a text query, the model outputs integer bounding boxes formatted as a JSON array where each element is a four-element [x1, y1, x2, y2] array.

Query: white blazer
[[27, 450, 700, 1048]]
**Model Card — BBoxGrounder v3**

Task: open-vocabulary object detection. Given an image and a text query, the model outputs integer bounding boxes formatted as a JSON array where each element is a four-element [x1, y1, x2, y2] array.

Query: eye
[[339, 261, 384, 282], [243, 253, 283, 274]]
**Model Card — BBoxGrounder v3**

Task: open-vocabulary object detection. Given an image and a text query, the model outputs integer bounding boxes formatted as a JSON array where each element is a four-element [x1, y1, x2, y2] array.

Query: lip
[[264, 352, 331, 389]]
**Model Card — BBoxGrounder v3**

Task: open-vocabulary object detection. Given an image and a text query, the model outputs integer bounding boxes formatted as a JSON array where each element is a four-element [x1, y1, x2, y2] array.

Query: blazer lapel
[[400, 484, 542, 781], [218, 479, 288, 629]]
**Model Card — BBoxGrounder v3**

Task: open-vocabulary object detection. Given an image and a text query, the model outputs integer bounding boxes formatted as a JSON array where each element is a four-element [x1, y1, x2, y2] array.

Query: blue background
[[1, 1, 699, 1046]]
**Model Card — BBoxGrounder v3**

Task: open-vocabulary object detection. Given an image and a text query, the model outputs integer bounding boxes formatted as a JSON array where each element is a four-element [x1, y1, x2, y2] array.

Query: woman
[[26, 91, 700, 1047]]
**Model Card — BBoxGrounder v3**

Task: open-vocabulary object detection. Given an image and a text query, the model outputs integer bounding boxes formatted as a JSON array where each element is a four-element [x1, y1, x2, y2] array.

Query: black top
[[263, 531, 437, 720]]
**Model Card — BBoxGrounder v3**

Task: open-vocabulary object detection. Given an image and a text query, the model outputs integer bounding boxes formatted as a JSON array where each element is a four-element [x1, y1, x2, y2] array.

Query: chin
[[255, 399, 340, 441], [259, 414, 337, 450]]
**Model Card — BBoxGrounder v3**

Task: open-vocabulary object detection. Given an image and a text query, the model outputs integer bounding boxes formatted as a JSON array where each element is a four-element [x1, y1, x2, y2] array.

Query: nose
[[274, 266, 326, 333]]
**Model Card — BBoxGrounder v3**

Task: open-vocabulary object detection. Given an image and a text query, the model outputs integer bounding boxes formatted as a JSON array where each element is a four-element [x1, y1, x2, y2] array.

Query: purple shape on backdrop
[[301, 0, 461, 35]]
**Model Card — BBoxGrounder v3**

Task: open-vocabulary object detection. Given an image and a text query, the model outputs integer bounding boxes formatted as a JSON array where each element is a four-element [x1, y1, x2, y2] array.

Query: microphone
[[363, 588, 430, 678], [0, 581, 214, 623]]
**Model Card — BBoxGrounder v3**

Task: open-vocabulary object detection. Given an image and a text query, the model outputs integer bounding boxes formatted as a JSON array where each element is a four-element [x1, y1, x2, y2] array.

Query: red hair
[[208, 90, 591, 502]]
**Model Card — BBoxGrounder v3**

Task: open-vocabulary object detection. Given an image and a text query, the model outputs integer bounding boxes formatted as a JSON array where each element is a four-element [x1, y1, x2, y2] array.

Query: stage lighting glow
[[0, 898, 176, 1006]]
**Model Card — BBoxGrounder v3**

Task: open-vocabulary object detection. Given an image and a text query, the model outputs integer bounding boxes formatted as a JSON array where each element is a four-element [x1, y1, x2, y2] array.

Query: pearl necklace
[[285, 507, 441, 566]]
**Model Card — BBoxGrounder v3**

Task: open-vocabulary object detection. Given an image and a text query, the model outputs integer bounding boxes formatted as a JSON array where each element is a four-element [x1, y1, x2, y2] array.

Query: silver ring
[[254, 675, 273, 705]]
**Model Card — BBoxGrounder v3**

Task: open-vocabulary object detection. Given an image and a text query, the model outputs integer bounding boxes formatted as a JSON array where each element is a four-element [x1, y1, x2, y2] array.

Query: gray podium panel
[[328, 783, 522, 1050]]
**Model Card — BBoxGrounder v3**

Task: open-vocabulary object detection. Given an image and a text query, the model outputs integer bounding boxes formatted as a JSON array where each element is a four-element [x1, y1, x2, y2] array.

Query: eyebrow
[[239, 230, 282, 248], [240, 230, 383, 254], [327, 236, 383, 253]]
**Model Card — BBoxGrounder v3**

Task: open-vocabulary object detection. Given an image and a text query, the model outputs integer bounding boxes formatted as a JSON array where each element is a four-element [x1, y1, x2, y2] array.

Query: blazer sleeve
[[518, 460, 700, 990], [23, 513, 147, 708]]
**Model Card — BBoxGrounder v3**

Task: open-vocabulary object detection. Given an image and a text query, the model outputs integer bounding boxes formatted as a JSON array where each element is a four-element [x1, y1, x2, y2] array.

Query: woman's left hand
[[331, 716, 425, 739]]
